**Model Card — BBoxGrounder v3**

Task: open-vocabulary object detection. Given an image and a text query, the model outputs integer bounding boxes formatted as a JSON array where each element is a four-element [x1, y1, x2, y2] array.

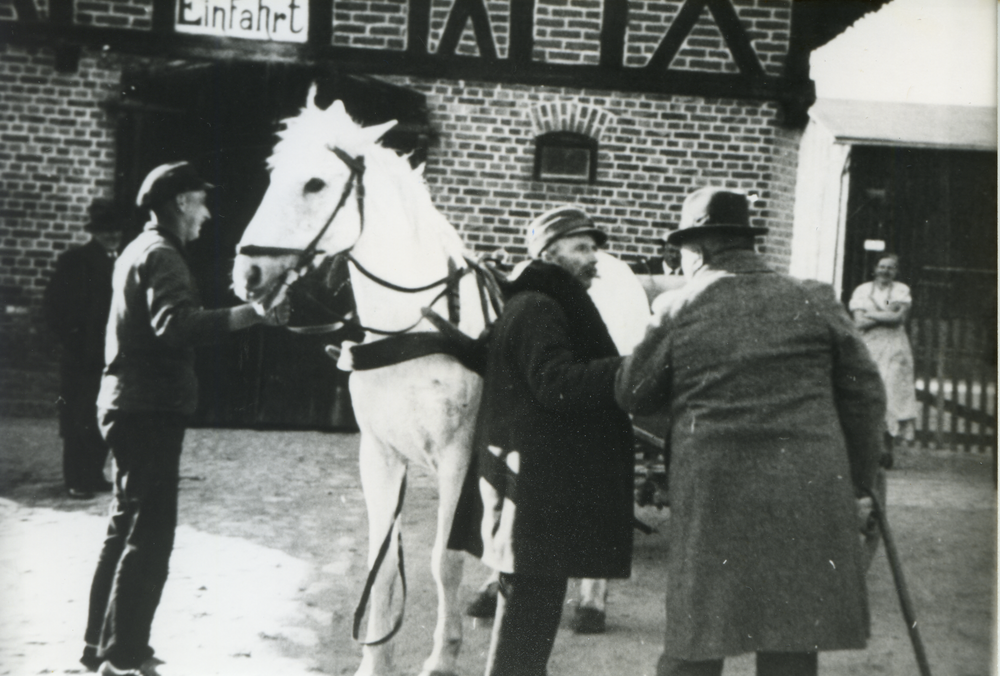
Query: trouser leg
[[63, 434, 86, 490], [85, 412, 185, 669], [486, 573, 567, 676], [656, 655, 723, 676], [756, 652, 818, 676], [83, 482, 130, 649]]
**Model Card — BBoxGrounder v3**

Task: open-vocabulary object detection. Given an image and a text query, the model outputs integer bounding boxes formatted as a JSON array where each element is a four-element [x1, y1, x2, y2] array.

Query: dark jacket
[[97, 224, 230, 416], [44, 239, 116, 435], [460, 260, 634, 579], [616, 249, 885, 659], [44, 239, 116, 374]]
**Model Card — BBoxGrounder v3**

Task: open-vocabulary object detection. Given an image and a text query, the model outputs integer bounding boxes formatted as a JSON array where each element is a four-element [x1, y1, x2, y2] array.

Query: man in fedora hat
[[455, 205, 635, 675], [615, 187, 886, 676], [44, 198, 123, 499], [80, 162, 287, 676]]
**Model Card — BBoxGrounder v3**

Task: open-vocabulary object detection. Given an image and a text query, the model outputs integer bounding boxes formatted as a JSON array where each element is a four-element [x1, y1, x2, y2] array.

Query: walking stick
[[863, 487, 933, 676]]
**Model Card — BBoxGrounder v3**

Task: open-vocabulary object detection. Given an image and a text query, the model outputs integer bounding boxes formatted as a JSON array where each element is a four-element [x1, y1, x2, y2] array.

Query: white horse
[[231, 87, 491, 676]]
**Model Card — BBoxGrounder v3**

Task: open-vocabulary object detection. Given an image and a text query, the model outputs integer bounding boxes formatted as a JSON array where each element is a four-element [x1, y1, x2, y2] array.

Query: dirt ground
[[0, 416, 996, 676]]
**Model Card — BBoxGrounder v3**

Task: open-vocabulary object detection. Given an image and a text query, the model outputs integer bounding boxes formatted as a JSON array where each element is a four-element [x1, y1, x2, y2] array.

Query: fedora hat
[[666, 187, 767, 246], [136, 161, 214, 209], [83, 198, 121, 233], [527, 205, 607, 259]]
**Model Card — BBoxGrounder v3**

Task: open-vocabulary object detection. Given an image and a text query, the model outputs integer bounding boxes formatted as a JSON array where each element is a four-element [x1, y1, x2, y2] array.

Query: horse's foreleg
[[419, 443, 471, 676], [356, 435, 407, 676]]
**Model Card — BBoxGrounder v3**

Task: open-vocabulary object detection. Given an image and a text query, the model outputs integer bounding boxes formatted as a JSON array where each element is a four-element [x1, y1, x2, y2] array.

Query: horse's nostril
[[247, 264, 262, 288]]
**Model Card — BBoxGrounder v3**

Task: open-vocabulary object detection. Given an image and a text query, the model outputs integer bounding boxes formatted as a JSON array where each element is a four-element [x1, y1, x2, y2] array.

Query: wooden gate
[[843, 146, 997, 453]]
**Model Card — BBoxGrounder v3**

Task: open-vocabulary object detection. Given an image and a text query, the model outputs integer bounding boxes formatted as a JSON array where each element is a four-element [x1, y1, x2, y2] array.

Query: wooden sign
[[175, 0, 308, 42]]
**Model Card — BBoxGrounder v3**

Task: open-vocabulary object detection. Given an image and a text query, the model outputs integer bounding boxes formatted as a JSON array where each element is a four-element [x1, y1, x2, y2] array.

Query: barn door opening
[[842, 146, 997, 452], [112, 61, 431, 429]]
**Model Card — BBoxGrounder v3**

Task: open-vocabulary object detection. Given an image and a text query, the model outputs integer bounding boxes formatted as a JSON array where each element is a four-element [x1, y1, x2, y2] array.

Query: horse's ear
[[414, 162, 426, 176], [359, 119, 397, 147], [306, 83, 320, 110]]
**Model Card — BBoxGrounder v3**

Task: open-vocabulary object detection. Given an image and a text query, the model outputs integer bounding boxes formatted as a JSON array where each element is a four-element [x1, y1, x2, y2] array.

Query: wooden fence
[[910, 316, 997, 453]]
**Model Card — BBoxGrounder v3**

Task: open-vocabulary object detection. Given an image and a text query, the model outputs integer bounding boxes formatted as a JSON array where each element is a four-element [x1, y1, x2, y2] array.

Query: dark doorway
[[843, 146, 997, 450], [111, 61, 432, 428]]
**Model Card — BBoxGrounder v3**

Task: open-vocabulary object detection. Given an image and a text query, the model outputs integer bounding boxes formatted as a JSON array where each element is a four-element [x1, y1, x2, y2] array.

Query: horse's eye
[[303, 178, 326, 194]]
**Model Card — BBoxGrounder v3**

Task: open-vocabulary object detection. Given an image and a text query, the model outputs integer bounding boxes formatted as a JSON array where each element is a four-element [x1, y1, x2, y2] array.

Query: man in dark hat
[[615, 186, 887, 676], [80, 161, 288, 676], [44, 199, 123, 498], [460, 204, 635, 676]]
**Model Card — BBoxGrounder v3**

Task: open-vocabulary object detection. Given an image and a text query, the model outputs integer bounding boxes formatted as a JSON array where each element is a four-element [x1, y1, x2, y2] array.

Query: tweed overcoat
[[460, 261, 635, 579], [616, 250, 885, 660]]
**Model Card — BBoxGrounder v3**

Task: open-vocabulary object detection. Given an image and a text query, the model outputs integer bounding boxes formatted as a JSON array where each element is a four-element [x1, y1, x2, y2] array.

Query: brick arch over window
[[529, 102, 616, 142]]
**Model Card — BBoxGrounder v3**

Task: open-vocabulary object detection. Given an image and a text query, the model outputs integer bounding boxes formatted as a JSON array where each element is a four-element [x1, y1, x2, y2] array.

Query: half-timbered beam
[[307, 0, 332, 49], [0, 0, 814, 107], [599, 0, 627, 68], [151, 0, 177, 34], [436, 0, 497, 60]]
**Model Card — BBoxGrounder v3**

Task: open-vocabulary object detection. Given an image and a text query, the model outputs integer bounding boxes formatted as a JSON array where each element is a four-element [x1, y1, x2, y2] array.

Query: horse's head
[[232, 87, 396, 304]]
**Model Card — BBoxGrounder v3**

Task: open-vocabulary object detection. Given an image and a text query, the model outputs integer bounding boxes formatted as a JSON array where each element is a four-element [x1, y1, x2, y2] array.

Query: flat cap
[[136, 161, 213, 209], [527, 205, 607, 259], [667, 187, 767, 246]]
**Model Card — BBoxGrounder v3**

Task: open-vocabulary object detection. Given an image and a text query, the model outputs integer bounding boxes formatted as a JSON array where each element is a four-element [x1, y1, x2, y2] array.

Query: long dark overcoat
[[616, 250, 885, 660], [455, 261, 634, 579], [43, 240, 115, 436]]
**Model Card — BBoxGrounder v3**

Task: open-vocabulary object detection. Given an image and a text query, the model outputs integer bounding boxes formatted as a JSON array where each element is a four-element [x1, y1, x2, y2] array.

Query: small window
[[534, 132, 597, 183]]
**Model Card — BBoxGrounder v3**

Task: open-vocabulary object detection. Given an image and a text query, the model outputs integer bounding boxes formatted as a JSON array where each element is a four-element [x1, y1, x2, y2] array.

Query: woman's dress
[[849, 281, 918, 437]]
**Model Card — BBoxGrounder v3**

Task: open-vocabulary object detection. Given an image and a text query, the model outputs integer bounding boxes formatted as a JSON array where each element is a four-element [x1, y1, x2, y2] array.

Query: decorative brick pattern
[[529, 101, 615, 140], [387, 75, 795, 271]]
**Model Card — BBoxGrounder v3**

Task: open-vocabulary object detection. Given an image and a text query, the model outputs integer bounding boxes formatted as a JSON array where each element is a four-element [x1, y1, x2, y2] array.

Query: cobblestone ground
[[0, 417, 995, 676]]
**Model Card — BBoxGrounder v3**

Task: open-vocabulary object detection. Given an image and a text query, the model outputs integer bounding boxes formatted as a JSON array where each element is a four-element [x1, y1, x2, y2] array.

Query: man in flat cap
[[80, 162, 287, 676], [615, 187, 886, 676], [44, 199, 123, 498], [460, 205, 635, 676]]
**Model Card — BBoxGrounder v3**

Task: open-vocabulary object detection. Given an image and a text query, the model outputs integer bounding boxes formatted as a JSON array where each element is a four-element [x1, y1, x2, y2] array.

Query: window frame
[[533, 131, 598, 184]]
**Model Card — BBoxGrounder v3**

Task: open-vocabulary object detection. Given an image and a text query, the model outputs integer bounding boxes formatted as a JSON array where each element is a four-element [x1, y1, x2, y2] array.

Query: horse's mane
[[270, 96, 469, 264]]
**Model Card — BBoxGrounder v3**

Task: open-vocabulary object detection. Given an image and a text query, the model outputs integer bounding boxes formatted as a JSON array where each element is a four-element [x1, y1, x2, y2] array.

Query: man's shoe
[[571, 606, 606, 634], [465, 581, 499, 618], [68, 488, 95, 500], [99, 657, 163, 676]]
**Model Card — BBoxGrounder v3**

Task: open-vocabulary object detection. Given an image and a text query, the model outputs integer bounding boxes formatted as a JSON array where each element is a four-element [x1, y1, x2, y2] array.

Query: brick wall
[[0, 0, 801, 415], [0, 43, 121, 415], [386, 75, 797, 271]]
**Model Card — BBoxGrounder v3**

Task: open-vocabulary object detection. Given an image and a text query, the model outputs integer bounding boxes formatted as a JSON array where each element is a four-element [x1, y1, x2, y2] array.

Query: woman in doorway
[[849, 254, 918, 462]]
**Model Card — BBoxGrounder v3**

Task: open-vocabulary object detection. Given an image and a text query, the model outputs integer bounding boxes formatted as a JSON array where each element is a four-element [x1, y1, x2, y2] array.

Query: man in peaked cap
[[615, 186, 886, 676], [44, 199, 123, 499], [455, 204, 635, 675], [80, 162, 288, 676]]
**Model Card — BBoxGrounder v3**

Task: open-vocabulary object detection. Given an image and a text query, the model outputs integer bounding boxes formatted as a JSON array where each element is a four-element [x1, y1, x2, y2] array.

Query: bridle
[[236, 145, 466, 336], [237, 146, 366, 310]]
